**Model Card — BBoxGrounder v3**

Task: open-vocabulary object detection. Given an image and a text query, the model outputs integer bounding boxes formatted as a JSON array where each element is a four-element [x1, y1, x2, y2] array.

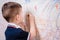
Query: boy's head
[[2, 2, 23, 24]]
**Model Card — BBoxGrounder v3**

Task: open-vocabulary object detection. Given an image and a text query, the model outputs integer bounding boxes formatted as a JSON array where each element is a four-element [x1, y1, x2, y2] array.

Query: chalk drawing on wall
[[25, 0, 30, 3]]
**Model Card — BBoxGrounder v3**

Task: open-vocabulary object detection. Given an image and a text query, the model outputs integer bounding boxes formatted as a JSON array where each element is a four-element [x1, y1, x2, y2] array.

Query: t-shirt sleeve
[[18, 28, 29, 38]]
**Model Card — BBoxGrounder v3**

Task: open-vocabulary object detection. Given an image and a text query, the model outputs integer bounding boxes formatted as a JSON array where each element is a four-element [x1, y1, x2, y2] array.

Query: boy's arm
[[28, 13, 37, 40]]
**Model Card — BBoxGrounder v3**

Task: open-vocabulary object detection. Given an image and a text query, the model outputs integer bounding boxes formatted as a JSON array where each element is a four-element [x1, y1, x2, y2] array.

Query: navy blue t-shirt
[[5, 26, 29, 40]]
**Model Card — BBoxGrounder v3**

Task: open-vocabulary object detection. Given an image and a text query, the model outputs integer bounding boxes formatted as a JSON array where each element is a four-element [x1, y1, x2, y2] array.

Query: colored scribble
[[25, 0, 30, 3], [34, 5, 37, 11], [53, 0, 56, 1], [55, 3, 59, 10]]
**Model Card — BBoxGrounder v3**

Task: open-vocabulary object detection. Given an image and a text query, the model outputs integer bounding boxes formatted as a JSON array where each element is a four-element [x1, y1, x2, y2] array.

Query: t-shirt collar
[[8, 23, 21, 28]]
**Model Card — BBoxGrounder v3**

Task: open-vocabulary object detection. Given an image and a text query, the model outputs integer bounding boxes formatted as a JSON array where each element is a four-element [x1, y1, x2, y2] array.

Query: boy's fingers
[[29, 14, 35, 22]]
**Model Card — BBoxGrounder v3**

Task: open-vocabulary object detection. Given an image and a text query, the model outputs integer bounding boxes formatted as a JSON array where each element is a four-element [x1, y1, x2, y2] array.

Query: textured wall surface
[[0, 0, 60, 40]]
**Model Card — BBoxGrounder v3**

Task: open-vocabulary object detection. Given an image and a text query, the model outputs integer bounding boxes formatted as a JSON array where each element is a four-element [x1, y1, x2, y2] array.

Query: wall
[[0, 0, 60, 40]]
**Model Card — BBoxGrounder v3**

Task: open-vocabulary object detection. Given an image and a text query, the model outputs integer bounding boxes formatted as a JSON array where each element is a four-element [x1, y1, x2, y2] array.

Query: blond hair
[[2, 2, 22, 22]]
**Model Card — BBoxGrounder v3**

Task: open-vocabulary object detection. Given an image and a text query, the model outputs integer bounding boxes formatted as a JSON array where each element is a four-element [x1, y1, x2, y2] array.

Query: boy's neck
[[9, 21, 26, 30]]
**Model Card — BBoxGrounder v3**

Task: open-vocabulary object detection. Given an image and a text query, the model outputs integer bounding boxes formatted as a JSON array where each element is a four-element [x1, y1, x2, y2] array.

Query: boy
[[2, 2, 29, 40], [2, 2, 37, 40]]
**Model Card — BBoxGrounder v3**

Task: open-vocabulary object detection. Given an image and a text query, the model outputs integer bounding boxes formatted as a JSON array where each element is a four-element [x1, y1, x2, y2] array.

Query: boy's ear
[[17, 14, 19, 18], [16, 14, 20, 20]]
